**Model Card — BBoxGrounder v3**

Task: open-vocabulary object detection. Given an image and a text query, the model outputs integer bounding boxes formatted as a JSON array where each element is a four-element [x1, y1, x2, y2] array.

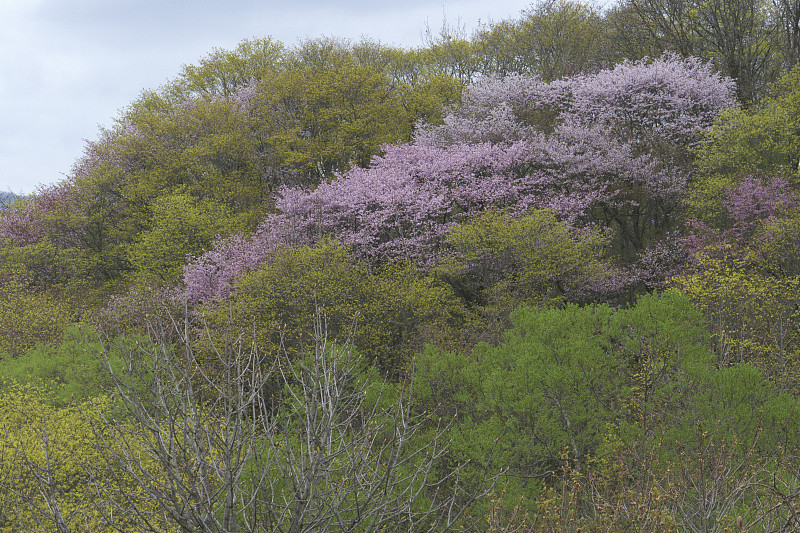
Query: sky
[[0, 0, 530, 195]]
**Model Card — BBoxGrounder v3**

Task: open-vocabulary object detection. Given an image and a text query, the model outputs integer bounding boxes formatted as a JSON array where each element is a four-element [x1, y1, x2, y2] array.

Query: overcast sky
[[0, 0, 530, 194]]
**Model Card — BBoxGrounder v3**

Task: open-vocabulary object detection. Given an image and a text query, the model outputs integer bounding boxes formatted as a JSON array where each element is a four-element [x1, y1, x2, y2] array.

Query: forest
[[1, 0, 800, 531]]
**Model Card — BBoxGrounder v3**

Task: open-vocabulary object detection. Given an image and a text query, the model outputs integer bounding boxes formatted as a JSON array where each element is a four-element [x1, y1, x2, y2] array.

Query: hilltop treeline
[[1, 1, 800, 531]]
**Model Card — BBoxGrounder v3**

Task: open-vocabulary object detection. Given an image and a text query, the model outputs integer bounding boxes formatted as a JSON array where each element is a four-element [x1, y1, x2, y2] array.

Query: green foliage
[[255, 55, 415, 183], [417, 299, 630, 512], [171, 37, 285, 97], [0, 382, 152, 533], [673, 257, 800, 391], [759, 208, 800, 276], [0, 238, 78, 293], [2, 308, 467, 533], [611, 289, 713, 434], [127, 193, 234, 284], [416, 291, 800, 521], [60, 91, 265, 288], [422, 18, 482, 83], [0, 326, 127, 405], [379, 48, 463, 126], [691, 65, 800, 222], [118, 90, 269, 222], [474, 0, 608, 79], [207, 239, 463, 375], [441, 209, 607, 343], [0, 277, 71, 359], [445, 209, 606, 304]]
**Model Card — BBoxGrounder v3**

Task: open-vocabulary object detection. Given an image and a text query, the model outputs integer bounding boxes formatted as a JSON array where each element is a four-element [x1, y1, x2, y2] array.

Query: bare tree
[[2, 306, 488, 532], [623, 0, 782, 102], [774, 0, 800, 67]]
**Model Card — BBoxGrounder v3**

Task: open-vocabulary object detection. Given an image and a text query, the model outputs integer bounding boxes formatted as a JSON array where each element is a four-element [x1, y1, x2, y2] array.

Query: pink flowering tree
[[724, 175, 796, 238], [419, 54, 737, 256], [185, 54, 737, 303], [0, 182, 79, 248], [681, 174, 797, 264], [183, 141, 536, 300], [183, 218, 310, 301]]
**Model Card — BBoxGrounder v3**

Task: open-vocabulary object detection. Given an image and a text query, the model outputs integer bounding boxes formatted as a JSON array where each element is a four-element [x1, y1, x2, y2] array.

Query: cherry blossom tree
[[185, 54, 737, 303]]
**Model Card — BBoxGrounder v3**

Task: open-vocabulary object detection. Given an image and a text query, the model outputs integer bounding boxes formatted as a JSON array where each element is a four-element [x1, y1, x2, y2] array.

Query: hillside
[[0, 2, 799, 531]]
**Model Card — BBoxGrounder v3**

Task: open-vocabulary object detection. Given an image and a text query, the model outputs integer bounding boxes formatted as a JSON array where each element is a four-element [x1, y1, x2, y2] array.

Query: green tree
[[254, 54, 414, 184], [474, 0, 608, 80], [441, 209, 607, 342], [445, 209, 606, 303], [690, 65, 800, 223], [416, 290, 800, 523], [417, 298, 629, 515], [422, 17, 482, 83], [208, 239, 463, 376], [118, 89, 269, 219], [52, 92, 263, 289], [618, 0, 782, 102], [127, 193, 234, 284], [673, 257, 800, 391], [0, 383, 150, 533], [5, 310, 484, 533], [171, 37, 285, 98]]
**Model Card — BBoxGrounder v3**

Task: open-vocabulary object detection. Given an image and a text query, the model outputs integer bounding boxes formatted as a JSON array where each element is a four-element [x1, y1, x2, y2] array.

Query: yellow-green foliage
[[445, 208, 606, 306], [0, 382, 160, 532], [0, 238, 76, 290], [256, 57, 417, 180], [474, 0, 606, 80], [119, 90, 268, 219], [690, 65, 800, 223], [759, 209, 800, 277], [207, 239, 463, 374], [0, 277, 71, 359], [127, 192, 235, 284], [674, 257, 800, 391], [171, 37, 285, 98]]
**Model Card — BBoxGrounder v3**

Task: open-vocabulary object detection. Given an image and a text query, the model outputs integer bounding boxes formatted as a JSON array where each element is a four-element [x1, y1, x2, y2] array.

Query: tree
[[185, 54, 736, 302], [441, 209, 607, 339], [203, 239, 463, 376], [675, 171, 800, 390], [415, 290, 800, 527], [170, 37, 285, 98], [35, 85, 267, 288], [417, 54, 736, 258], [690, 65, 800, 224], [414, 291, 711, 519], [14, 307, 486, 532], [0, 383, 132, 532], [0, 326, 127, 405], [621, 0, 782, 102], [0, 277, 71, 359], [253, 57, 413, 185], [422, 17, 482, 84], [474, 0, 608, 80], [774, 0, 800, 67], [127, 193, 234, 285]]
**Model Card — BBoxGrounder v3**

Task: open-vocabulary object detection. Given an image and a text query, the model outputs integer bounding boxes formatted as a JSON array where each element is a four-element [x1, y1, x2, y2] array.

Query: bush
[[206, 239, 464, 376]]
